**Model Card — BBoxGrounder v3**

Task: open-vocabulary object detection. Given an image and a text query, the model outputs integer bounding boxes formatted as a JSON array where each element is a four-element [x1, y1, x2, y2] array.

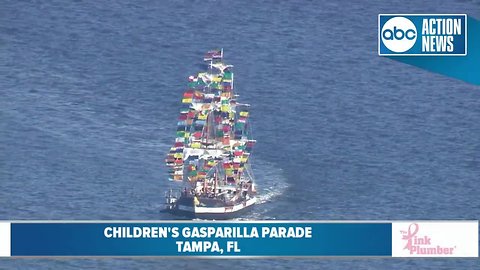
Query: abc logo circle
[[381, 17, 417, 53]]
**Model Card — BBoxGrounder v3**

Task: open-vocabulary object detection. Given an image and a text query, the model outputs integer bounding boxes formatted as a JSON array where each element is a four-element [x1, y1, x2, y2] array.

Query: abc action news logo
[[378, 14, 467, 56]]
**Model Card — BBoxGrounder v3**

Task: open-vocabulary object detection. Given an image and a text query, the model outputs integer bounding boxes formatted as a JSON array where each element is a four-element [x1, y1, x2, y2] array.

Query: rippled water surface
[[1, 0, 479, 269]]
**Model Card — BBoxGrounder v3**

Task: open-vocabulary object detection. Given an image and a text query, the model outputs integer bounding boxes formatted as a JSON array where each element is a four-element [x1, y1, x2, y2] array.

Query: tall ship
[[164, 49, 257, 219]]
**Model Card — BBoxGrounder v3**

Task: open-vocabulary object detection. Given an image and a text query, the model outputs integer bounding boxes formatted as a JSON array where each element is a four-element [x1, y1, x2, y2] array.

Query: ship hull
[[166, 197, 256, 220]]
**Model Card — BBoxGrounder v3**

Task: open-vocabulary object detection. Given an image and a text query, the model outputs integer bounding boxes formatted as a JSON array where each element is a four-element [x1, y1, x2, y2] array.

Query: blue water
[[1, 0, 479, 268]]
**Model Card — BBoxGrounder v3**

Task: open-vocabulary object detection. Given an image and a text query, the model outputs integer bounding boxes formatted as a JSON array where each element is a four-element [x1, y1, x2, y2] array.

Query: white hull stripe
[[177, 198, 256, 214]]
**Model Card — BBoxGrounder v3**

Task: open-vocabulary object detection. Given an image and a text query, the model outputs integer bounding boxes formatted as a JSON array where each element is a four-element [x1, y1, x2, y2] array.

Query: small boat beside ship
[[164, 49, 257, 219]]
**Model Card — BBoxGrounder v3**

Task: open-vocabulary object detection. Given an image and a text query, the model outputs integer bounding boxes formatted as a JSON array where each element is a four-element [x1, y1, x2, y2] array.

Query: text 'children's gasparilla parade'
[[104, 226, 312, 254]]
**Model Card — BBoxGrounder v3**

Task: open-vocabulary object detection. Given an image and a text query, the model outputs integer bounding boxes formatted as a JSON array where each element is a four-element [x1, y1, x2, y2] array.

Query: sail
[[166, 50, 256, 191]]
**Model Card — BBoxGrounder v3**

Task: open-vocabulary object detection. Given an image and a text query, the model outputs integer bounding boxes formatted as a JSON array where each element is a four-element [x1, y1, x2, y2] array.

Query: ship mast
[[166, 49, 256, 199], [214, 166, 218, 196]]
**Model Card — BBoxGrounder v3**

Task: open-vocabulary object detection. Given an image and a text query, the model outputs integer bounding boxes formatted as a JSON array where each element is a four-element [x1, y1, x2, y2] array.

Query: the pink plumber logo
[[400, 223, 456, 255]]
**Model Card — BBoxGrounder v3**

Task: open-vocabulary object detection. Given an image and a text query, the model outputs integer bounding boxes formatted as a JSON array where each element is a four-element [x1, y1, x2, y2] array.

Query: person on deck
[[193, 196, 200, 207]]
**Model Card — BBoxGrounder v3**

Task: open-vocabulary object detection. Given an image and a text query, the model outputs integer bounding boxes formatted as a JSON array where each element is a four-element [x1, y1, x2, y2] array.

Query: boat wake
[[252, 159, 289, 205], [231, 158, 289, 220]]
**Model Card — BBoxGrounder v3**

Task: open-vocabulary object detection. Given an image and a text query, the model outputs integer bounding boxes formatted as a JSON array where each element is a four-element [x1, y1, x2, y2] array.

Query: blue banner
[[1, 221, 477, 257], [8, 222, 391, 257]]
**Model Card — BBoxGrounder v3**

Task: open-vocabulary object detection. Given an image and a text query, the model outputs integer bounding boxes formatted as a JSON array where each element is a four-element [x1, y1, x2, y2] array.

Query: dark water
[[1, 0, 479, 268]]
